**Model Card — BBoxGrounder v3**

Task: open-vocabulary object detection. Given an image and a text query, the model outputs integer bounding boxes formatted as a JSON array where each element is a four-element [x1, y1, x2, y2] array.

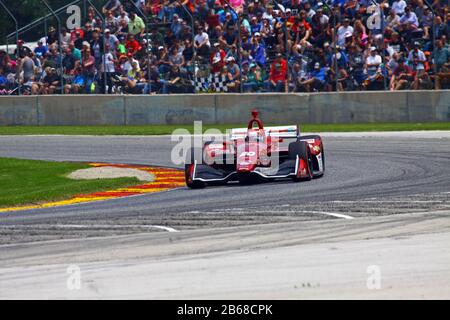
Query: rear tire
[[288, 141, 313, 181], [185, 148, 206, 189]]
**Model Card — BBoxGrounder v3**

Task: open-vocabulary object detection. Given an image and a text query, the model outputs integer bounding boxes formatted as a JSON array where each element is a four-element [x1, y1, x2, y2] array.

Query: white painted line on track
[[205, 208, 355, 220], [298, 210, 355, 220], [331, 200, 447, 204], [1, 224, 180, 232]]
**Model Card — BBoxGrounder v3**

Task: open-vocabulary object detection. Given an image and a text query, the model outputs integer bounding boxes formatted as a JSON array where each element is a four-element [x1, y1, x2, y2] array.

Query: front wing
[[190, 158, 301, 183]]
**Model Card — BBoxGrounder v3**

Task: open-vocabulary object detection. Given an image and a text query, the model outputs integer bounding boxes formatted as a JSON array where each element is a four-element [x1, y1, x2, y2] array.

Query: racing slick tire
[[299, 135, 325, 176], [288, 141, 313, 182], [185, 148, 206, 189]]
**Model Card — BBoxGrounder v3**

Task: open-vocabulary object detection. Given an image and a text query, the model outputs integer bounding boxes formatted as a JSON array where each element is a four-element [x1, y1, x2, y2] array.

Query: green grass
[[0, 122, 449, 135], [0, 158, 141, 208]]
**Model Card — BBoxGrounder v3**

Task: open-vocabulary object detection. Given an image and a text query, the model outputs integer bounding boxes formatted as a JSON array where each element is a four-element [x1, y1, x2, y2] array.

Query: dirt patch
[[68, 167, 155, 182]]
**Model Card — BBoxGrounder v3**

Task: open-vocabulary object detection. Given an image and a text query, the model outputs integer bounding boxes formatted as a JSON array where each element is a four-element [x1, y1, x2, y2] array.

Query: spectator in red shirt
[[210, 43, 226, 74], [125, 34, 141, 55], [390, 58, 414, 90], [266, 53, 287, 92]]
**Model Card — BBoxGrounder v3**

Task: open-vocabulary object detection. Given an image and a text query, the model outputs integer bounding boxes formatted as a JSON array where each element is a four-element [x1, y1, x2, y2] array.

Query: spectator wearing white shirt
[[386, 9, 401, 29], [121, 52, 140, 74], [408, 42, 427, 75], [366, 47, 382, 76], [337, 18, 354, 47], [392, 0, 407, 16], [194, 26, 211, 57]]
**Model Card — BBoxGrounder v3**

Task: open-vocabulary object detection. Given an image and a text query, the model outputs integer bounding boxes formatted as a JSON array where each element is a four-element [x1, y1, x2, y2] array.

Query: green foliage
[[0, 123, 449, 136], [0, 0, 104, 44]]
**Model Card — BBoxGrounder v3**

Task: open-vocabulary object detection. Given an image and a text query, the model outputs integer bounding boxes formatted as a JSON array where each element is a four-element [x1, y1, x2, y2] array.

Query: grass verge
[[0, 122, 449, 135], [0, 158, 140, 208]]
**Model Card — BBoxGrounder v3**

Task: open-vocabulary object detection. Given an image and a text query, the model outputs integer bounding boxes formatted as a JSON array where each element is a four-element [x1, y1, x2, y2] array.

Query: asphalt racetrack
[[0, 132, 449, 299]]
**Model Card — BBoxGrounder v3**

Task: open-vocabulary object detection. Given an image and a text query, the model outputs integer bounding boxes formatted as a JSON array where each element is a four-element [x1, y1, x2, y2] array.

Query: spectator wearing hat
[[73, 30, 84, 50], [408, 42, 427, 76], [266, 53, 287, 92], [217, 4, 238, 25], [300, 62, 328, 92], [122, 52, 140, 74], [171, 15, 184, 39], [242, 62, 262, 92], [366, 47, 382, 76], [47, 26, 59, 46], [225, 56, 240, 92], [250, 16, 262, 35], [14, 40, 32, 59], [392, 0, 407, 16], [251, 32, 266, 67], [347, 44, 366, 88], [289, 62, 308, 92], [34, 40, 48, 59], [390, 57, 413, 90], [337, 18, 354, 47], [41, 67, 60, 94], [100, 43, 118, 94], [104, 29, 119, 52], [155, 46, 171, 75], [210, 43, 226, 74]]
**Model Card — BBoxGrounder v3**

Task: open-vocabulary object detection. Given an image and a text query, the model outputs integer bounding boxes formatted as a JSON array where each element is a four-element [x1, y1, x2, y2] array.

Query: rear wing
[[229, 125, 299, 140]]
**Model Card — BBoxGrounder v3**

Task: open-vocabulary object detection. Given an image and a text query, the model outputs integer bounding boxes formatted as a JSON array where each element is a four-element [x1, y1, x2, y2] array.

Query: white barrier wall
[[0, 91, 449, 126]]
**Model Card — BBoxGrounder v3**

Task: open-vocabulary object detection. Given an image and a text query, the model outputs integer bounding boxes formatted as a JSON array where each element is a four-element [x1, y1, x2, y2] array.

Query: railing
[[0, 0, 446, 96]]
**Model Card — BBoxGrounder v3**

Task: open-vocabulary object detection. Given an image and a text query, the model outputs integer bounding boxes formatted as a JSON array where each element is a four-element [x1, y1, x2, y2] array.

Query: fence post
[[40, 0, 64, 94], [223, 0, 243, 93], [0, 0, 20, 94], [176, 1, 196, 93], [423, 0, 437, 89], [127, 0, 152, 89], [322, 2, 338, 92], [369, 0, 387, 90], [85, 0, 107, 93], [272, 0, 289, 93]]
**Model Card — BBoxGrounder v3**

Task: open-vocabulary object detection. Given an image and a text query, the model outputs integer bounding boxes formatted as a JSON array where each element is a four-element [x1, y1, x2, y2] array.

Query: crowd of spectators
[[0, 0, 449, 95]]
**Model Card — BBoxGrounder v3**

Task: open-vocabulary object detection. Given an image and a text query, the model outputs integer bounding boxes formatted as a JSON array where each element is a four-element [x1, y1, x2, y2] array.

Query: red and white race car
[[185, 110, 325, 188]]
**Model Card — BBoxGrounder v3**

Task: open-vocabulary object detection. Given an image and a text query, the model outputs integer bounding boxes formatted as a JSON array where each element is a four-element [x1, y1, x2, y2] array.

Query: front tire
[[288, 141, 313, 181], [185, 148, 206, 189], [299, 135, 325, 177]]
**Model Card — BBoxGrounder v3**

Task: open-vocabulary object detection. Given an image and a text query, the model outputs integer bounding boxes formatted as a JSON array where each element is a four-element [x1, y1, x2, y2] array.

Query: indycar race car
[[185, 110, 325, 188]]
